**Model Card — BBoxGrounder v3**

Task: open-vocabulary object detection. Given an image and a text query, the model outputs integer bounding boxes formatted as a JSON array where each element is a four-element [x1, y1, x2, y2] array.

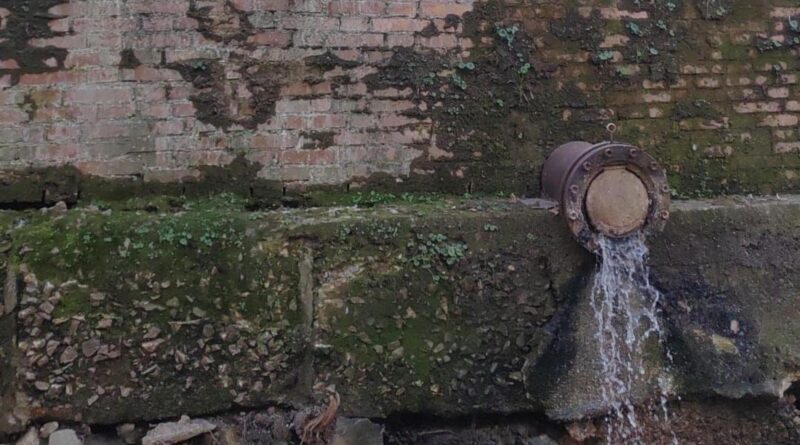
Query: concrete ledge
[[0, 196, 799, 432]]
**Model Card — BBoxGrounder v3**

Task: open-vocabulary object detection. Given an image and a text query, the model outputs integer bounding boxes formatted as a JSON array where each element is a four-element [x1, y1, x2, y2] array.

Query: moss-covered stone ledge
[[1, 195, 800, 433]]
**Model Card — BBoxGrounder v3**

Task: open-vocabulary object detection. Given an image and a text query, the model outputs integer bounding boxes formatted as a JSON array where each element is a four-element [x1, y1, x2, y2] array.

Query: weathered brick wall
[[2, 0, 800, 199]]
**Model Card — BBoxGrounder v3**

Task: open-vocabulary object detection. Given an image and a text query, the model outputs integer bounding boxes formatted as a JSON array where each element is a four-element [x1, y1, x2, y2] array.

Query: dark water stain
[[0, 0, 70, 86]]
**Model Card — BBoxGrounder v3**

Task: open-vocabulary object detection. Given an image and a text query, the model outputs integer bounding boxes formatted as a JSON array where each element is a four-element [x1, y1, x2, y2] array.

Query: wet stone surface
[[0, 195, 798, 443]]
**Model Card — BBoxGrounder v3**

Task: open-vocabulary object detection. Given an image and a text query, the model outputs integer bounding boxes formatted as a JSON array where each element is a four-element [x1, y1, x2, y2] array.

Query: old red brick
[[0, 59, 18, 69], [417, 34, 459, 49], [311, 113, 347, 128], [760, 114, 799, 127], [67, 87, 133, 104], [18, 71, 80, 87], [252, 0, 290, 11], [327, 32, 385, 48], [308, 149, 336, 165], [372, 18, 425, 33], [45, 124, 80, 142], [172, 102, 196, 117], [275, 98, 332, 113], [154, 120, 184, 135], [279, 150, 309, 165], [0, 107, 28, 124], [98, 104, 136, 119], [735, 102, 781, 114], [248, 31, 293, 47], [420, 1, 473, 18], [64, 52, 101, 69], [386, 2, 417, 17], [143, 104, 172, 119]]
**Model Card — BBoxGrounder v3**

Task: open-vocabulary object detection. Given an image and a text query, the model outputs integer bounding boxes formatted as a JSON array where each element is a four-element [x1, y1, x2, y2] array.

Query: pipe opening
[[585, 167, 650, 238], [541, 140, 670, 252]]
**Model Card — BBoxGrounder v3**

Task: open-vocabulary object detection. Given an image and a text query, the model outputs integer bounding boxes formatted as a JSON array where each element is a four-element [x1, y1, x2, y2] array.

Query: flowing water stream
[[590, 234, 676, 444]]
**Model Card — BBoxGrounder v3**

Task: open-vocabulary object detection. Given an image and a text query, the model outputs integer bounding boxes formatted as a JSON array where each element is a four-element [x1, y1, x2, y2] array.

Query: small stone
[[40, 422, 59, 439], [712, 334, 739, 355], [34, 381, 50, 392], [119, 387, 132, 398], [81, 339, 102, 358], [116, 424, 142, 445], [192, 307, 207, 318], [97, 318, 113, 329], [202, 325, 214, 338], [390, 346, 404, 359], [143, 327, 161, 340], [15, 428, 39, 445], [39, 301, 55, 315], [87, 395, 99, 406], [45, 340, 60, 357], [141, 339, 165, 353], [165, 297, 180, 308], [60, 347, 78, 364], [140, 302, 163, 312], [217, 426, 240, 445], [141, 416, 216, 445], [90, 292, 106, 306], [730, 319, 740, 334], [51, 201, 68, 214], [48, 429, 82, 445], [529, 435, 558, 445], [42, 282, 56, 299], [330, 418, 383, 445]]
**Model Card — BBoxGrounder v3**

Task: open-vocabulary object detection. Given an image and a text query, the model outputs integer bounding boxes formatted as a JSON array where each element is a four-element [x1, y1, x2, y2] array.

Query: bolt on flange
[[540, 140, 670, 252]]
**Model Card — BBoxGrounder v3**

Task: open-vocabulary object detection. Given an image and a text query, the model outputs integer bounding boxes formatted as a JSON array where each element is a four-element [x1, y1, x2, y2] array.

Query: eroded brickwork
[[2, 0, 800, 197]]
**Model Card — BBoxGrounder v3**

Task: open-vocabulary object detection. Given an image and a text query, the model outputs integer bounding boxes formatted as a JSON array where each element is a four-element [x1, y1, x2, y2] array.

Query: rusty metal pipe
[[541, 140, 670, 252]]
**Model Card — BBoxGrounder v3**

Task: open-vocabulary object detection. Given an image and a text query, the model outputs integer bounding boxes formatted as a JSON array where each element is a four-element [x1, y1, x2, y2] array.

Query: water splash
[[590, 233, 676, 444]]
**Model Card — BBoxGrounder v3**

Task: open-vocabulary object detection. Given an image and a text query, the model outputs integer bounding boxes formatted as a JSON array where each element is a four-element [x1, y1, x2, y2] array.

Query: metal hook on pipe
[[606, 123, 617, 142]]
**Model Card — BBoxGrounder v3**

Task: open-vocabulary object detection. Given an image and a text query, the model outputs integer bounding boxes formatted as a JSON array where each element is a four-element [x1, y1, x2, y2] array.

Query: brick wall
[[2, 0, 800, 199]]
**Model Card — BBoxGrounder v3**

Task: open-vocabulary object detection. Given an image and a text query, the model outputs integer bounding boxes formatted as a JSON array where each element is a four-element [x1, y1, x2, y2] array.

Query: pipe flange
[[541, 141, 670, 252]]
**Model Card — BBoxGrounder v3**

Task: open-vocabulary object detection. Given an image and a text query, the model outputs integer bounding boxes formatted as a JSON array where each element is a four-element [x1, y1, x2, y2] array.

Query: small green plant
[[483, 224, 499, 232], [496, 24, 519, 47], [517, 63, 531, 75], [450, 73, 467, 90], [351, 191, 397, 206], [422, 72, 437, 86], [338, 225, 352, 240], [407, 233, 468, 274], [592, 50, 615, 64], [626, 22, 643, 37], [756, 38, 783, 52], [616, 65, 637, 77], [457, 61, 476, 71]]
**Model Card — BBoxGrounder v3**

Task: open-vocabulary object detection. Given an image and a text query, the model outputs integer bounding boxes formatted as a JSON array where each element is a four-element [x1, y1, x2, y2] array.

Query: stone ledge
[[0, 195, 798, 432]]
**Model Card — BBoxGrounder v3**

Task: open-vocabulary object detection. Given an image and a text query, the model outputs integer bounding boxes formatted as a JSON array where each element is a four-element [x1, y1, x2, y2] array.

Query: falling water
[[590, 233, 676, 444]]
